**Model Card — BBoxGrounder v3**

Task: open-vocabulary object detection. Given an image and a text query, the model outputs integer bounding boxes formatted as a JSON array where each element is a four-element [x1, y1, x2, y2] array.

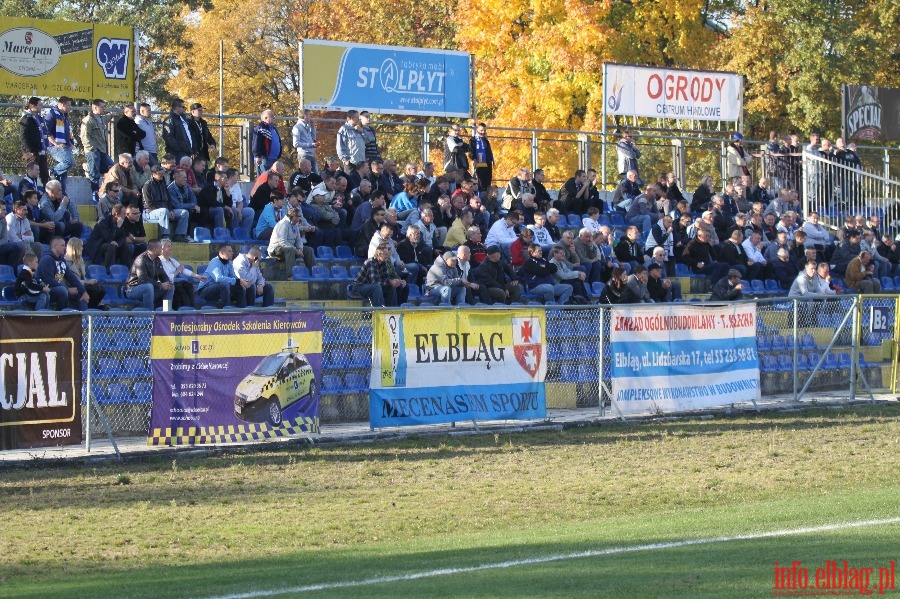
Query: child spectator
[[15, 253, 50, 310]]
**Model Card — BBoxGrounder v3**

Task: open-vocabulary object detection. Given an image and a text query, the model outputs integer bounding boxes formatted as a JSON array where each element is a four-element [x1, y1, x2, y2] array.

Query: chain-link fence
[[69, 296, 895, 445]]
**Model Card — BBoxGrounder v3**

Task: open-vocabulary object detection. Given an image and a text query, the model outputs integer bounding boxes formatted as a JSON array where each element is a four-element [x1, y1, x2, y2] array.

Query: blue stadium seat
[[311, 265, 330, 280], [122, 357, 150, 376], [349, 265, 362, 279], [764, 279, 781, 293], [823, 352, 840, 370], [591, 282, 605, 298], [334, 245, 355, 262], [771, 335, 786, 351], [675, 263, 692, 277], [838, 352, 852, 369], [566, 214, 581, 227], [751, 279, 768, 295], [560, 364, 579, 382], [193, 227, 212, 242], [233, 227, 252, 241], [796, 354, 811, 370], [330, 265, 350, 280], [357, 326, 372, 344], [87, 264, 108, 282], [131, 382, 152, 404], [213, 227, 232, 241], [349, 348, 371, 368], [0, 265, 15, 283], [322, 374, 343, 394], [95, 358, 120, 378], [108, 264, 129, 283], [776, 354, 793, 372], [292, 266, 310, 280], [757, 335, 772, 351], [344, 373, 367, 392], [800, 333, 816, 350], [104, 383, 132, 405], [0, 286, 20, 307], [324, 349, 349, 369], [881, 277, 896, 291], [316, 246, 335, 261]]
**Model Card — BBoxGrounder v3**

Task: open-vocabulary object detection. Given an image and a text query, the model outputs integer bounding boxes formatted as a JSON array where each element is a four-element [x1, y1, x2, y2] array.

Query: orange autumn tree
[[455, 0, 719, 182]]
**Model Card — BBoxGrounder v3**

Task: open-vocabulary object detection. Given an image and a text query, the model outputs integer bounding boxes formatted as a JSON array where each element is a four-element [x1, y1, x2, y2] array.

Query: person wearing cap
[[709, 269, 744, 301], [187, 103, 216, 162], [426, 250, 468, 305], [646, 262, 672, 302], [727, 132, 750, 180], [474, 245, 521, 304]]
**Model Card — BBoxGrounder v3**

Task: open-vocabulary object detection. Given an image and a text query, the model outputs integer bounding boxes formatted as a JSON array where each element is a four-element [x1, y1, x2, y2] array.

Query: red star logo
[[520, 320, 532, 343]]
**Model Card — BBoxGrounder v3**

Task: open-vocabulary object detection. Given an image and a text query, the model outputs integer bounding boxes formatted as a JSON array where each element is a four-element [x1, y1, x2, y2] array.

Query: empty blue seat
[[776, 354, 793, 371], [771, 335, 786, 351], [349, 265, 362, 279], [213, 227, 232, 241], [610, 214, 625, 227], [103, 383, 133, 405], [344, 373, 367, 392], [349, 348, 371, 368], [757, 335, 772, 351], [797, 354, 811, 370], [765, 279, 781, 293], [0, 286, 20, 306], [838, 352, 852, 369], [823, 353, 840, 370], [311, 265, 330, 280], [324, 349, 349, 369], [131, 382, 152, 404], [578, 363, 598, 382], [675, 263, 692, 277], [316, 246, 335, 260], [334, 245, 354, 261], [881, 277, 895, 291], [122, 357, 149, 376], [109, 264, 129, 283], [292, 266, 310, 280], [322, 374, 343, 394], [800, 333, 816, 350], [591, 282, 605, 297], [566, 214, 581, 227], [750, 279, 767, 295], [87, 264, 108, 282], [330, 265, 349, 280], [560, 364, 579, 382], [233, 227, 252, 241], [0, 265, 15, 283], [193, 227, 212, 242]]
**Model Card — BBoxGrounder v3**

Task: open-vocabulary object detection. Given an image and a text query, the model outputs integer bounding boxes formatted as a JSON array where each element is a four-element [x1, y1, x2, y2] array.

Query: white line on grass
[[203, 517, 900, 599]]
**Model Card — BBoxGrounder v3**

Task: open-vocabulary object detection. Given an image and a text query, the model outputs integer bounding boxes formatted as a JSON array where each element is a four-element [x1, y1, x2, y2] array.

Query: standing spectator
[[188, 103, 216, 162], [616, 130, 641, 183], [17, 161, 44, 199], [252, 110, 283, 175], [14, 252, 50, 310], [114, 104, 146, 158], [726, 133, 751, 180], [161, 99, 194, 162], [233, 247, 275, 307], [19, 97, 50, 184], [358, 111, 379, 162], [39, 180, 83, 240], [124, 239, 174, 310], [45, 96, 75, 194], [81, 99, 114, 199], [444, 124, 470, 172], [336, 110, 365, 171], [37, 236, 88, 310], [159, 238, 205, 309], [135, 103, 158, 165], [65, 237, 107, 309], [469, 122, 494, 190], [292, 108, 319, 174], [86, 203, 130, 269]]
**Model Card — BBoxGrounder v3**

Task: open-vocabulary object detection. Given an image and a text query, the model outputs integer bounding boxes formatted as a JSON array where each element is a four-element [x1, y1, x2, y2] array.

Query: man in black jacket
[[188, 103, 217, 162], [86, 203, 131, 269], [124, 238, 174, 310], [474, 245, 521, 304], [161, 99, 194, 162], [19, 97, 50, 184], [709, 269, 744, 301], [114, 104, 146, 157]]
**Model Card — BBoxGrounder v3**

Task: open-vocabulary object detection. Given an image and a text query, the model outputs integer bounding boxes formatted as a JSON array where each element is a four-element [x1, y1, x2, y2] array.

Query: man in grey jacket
[[336, 110, 365, 170], [292, 108, 319, 174], [426, 251, 468, 305]]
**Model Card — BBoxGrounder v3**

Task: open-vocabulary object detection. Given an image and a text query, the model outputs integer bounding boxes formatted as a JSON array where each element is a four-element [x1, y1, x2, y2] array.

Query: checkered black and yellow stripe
[[147, 416, 320, 446]]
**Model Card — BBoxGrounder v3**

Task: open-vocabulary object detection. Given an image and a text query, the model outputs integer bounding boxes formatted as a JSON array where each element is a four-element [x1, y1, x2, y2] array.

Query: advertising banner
[[0, 17, 134, 101], [610, 304, 760, 415], [0, 315, 82, 450], [369, 309, 547, 428], [604, 63, 742, 121], [301, 39, 471, 118], [149, 311, 322, 446], [843, 84, 900, 142]]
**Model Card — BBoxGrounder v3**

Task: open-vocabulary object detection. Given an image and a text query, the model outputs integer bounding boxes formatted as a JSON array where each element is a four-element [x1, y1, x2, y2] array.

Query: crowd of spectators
[[2, 98, 885, 309]]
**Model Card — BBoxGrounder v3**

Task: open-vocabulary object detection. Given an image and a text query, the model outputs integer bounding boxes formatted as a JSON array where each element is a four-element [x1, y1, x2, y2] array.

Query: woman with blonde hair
[[65, 237, 108, 310]]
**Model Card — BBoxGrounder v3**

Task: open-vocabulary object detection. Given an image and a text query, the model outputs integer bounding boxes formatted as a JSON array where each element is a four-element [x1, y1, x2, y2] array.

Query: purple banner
[[148, 310, 323, 445]]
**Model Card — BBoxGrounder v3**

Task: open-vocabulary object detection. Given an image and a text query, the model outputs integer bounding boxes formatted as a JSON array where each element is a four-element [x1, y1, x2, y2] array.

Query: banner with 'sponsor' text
[[0, 17, 134, 101], [610, 304, 760, 415], [149, 311, 322, 446], [604, 63, 742, 121], [1, 315, 82, 450], [301, 39, 471, 118], [370, 309, 547, 427]]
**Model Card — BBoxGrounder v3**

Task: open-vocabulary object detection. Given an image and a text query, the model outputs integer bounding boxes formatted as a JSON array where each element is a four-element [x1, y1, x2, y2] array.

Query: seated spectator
[[166, 167, 201, 237], [484, 210, 520, 254], [690, 175, 715, 212], [65, 237, 107, 309], [574, 228, 606, 283], [0, 203, 26, 267], [159, 238, 206, 309], [198, 243, 250, 308], [615, 226, 643, 270], [599, 267, 628, 304], [225, 168, 255, 233], [625, 191, 658, 237], [764, 230, 791, 265], [132, 150, 153, 191], [709, 269, 744, 301], [143, 164, 190, 242], [549, 245, 589, 299], [124, 238, 174, 310], [350, 243, 403, 307], [121, 204, 148, 260], [463, 225, 488, 266], [309, 183, 341, 247], [644, 215, 673, 261], [474, 245, 521, 304], [523, 244, 572, 304], [100, 153, 140, 206], [268, 207, 315, 273], [528, 211, 554, 249], [644, 247, 681, 298], [845, 251, 881, 293], [254, 191, 286, 241], [772, 248, 800, 289], [1, 172, 19, 206], [15, 252, 50, 310], [612, 170, 642, 211], [288, 158, 321, 198], [816, 262, 840, 294], [85, 203, 131, 269], [879, 235, 900, 277], [860, 229, 892, 280], [350, 184, 384, 235], [501, 168, 536, 214], [355, 206, 385, 259], [831, 229, 861, 276], [719, 230, 761, 280], [672, 213, 693, 261], [250, 171, 283, 216], [389, 179, 425, 221], [413, 207, 442, 257], [509, 228, 534, 271], [788, 261, 824, 297], [97, 183, 122, 221], [662, 172, 683, 204], [623, 265, 651, 303], [37, 236, 88, 310], [39, 180, 83, 240], [396, 225, 432, 286], [646, 262, 673, 302], [802, 211, 832, 259], [444, 208, 474, 249], [682, 229, 729, 280], [9, 195, 45, 253], [233, 247, 275, 307], [742, 231, 770, 279], [17, 162, 44, 199], [455, 245, 487, 303], [558, 170, 590, 215]]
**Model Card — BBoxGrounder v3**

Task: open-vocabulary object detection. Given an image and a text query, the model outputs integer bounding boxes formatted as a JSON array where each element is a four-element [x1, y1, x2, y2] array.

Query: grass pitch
[[0, 404, 898, 598]]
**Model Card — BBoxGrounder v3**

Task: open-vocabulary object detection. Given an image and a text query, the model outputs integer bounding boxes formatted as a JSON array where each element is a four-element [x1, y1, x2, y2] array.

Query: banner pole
[[85, 314, 93, 452], [298, 40, 305, 109], [219, 39, 224, 156], [133, 28, 140, 102], [601, 63, 607, 188], [840, 84, 846, 141]]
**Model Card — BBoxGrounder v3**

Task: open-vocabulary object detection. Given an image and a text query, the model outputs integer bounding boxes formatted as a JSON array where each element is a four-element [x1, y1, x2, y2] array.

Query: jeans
[[356, 283, 397, 307], [233, 207, 254, 232], [144, 208, 189, 236], [126, 282, 173, 310], [21, 292, 50, 310], [530, 283, 572, 304], [48, 145, 74, 193], [85, 150, 113, 193], [48, 285, 87, 310], [253, 283, 275, 307], [199, 282, 230, 308], [431, 284, 467, 305]]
